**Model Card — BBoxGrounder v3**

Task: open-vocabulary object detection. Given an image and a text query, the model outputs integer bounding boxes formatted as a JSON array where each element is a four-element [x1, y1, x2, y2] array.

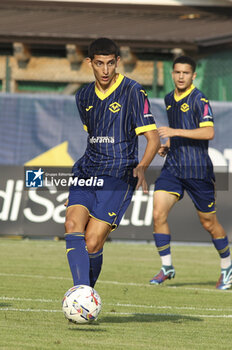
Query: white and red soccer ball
[[62, 285, 102, 324]]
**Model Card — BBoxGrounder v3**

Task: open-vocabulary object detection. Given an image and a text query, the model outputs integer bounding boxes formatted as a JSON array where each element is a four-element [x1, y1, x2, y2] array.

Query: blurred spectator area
[[0, 0, 232, 100]]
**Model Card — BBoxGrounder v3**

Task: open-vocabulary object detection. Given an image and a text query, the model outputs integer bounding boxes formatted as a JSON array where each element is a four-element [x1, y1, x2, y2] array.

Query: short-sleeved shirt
[[163, 84, 214, 179], [73, 74, 157, 184]]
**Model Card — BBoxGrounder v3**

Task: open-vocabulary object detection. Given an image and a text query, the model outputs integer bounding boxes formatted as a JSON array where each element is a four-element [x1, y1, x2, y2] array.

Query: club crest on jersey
[[109, 102, 121, 113], [180, 103, 190, 112]]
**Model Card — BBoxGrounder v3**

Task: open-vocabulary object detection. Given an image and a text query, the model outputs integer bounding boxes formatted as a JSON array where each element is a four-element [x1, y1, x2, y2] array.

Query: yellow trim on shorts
[[89, 213, 111, 226], [107, 182, 131, 232], [66, 204, 90, 214], [89, 214, 118, 232], [197, 209, 216, 214], [154, 189, 180, 197], [110, 224, 118, 232]]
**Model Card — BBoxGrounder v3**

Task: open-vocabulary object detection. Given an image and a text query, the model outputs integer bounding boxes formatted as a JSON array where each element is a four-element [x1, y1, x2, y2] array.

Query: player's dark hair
[[88, 38, 120, 59], [173, 56, 196, 72]]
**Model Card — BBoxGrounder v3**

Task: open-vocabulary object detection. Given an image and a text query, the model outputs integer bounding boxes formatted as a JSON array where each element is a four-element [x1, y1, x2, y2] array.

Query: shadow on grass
[[67, 321, 106, 332], [67, 313, 202, 331], [100, 313, 202, 324], [0, 303, 12, 307], [167, 281, 216, 288]]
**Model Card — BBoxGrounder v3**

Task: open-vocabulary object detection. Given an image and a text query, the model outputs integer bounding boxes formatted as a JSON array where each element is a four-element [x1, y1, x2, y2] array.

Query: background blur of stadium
[[0, 0, 232, 242]]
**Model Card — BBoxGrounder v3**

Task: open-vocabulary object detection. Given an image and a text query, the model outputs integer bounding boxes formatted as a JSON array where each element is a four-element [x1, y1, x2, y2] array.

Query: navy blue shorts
[[67, 175, 135, 230], [155, 168, 216, 213]]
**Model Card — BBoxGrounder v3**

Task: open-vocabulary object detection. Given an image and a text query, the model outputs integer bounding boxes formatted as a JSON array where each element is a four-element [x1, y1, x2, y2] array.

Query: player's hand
[[158, 145, 169, 157], [158, 126, 175, 139], [133, 166, 148, 194]]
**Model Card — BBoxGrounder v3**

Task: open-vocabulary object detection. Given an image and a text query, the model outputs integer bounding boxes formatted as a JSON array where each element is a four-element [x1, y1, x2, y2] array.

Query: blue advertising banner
[[0, 93, 231, 241]]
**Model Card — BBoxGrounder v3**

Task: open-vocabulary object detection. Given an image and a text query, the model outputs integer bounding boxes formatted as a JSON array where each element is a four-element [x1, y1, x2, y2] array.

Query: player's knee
[[153, 208, 167, 227], [65, 218, 77, 233], [86, 236, 102, 254], [200, 217, 214, 233]]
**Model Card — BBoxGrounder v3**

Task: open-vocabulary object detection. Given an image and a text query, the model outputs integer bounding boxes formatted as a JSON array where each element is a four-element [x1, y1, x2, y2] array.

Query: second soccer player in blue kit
[[65, 38, 160, 288], [150, 56, 232, 290]]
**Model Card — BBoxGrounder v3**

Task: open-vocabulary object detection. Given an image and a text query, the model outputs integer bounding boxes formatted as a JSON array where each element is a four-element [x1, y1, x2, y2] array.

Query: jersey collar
[[174, 84, 195, 102], [95, 73, 124, 100]]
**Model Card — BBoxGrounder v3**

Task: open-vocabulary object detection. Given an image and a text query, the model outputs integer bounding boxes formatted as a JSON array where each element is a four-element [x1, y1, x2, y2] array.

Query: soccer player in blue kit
[[150, 56, 232, 290], [65, 38, 160, 288]]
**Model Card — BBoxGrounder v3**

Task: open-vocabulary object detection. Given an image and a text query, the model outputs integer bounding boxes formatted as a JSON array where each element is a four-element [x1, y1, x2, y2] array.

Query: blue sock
[[65, 232, 90, 286], [153, 233, 171, 258], [89, 249, 103, 288], [212, 236, 230, 258]]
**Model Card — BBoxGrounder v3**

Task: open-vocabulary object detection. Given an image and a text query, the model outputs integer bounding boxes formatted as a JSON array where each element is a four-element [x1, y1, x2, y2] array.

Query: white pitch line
[[98, 281, 232, 293], [0, 272, 68, 280], [0, 307, 61, 313], [1, 296, 232, 313], [0, 296, 56, 303], [1, 307, 232, 319], [105, 311, 232, 319], [109, 302, 232, 312], [0, 272, 231, 293]]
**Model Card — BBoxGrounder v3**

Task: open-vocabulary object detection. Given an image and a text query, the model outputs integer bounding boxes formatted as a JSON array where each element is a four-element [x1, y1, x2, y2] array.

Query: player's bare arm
[[158, 126, 214, 140], [133, 129, 160, 193]]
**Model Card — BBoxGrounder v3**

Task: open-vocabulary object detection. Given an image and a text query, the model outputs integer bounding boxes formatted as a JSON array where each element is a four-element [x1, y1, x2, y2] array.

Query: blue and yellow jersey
[[164, 84, 214, 179], [73, 73, 157, 184]]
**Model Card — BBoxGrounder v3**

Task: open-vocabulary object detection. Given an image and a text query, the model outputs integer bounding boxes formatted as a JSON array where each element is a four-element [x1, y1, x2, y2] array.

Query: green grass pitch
[[0, 238, 232, 350]]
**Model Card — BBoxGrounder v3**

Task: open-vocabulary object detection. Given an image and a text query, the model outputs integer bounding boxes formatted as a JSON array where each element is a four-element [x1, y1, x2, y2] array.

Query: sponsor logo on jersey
[[89, 136, 115, 144], [166, 105, 172, 111]]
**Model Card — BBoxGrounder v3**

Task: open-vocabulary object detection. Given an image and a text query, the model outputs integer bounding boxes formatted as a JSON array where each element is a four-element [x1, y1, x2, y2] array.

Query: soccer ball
[[62, 285, 102, 324]]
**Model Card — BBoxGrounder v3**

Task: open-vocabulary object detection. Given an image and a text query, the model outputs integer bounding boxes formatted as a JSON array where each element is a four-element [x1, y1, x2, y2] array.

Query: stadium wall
[[0, 93, 231, 242]]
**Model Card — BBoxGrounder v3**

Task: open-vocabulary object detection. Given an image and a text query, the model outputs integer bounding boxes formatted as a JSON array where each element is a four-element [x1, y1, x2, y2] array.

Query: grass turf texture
[[0, 238, 232, 350]]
